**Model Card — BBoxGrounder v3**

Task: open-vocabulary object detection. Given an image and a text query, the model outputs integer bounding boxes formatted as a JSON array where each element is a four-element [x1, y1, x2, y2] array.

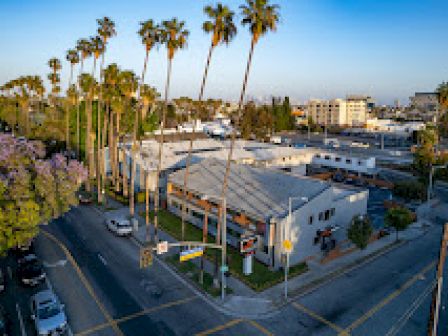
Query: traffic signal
[[140, 247, 153, 268]]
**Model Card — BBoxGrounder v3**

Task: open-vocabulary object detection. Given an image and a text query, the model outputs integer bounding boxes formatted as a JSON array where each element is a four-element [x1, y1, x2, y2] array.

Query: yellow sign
[[180, 247, 203, 262], [283, 239, 293, 253]]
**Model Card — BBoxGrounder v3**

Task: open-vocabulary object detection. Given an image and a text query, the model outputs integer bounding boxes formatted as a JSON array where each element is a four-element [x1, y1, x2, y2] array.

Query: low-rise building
[[167, 158, 369, 269]]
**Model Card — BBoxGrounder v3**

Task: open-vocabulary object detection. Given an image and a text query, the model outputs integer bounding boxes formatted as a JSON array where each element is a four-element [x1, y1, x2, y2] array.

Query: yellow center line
[[41, 230, 124, 336], [246, 320, 275, 336], [291, 301, 346, 334], [76, 296, 197, 336], [195, 319, 244, 336], [342, 260, 436, 334]]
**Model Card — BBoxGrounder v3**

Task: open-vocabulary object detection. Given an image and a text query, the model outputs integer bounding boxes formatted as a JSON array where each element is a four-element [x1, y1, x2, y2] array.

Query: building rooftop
[[168, 158, 331, 221]]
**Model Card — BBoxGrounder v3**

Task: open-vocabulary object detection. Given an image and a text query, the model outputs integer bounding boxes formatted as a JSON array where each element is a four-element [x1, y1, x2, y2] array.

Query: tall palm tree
[[103, 63, 121, 191], [152, 18, 189, 243], [118, 70, 138, 199], [130, 20, 162, 220], [219, 0, 279, 267], [76, 38, 92, 158], [96, 17, 116, 204], [88, 35, 105, 189], [66, 49, 80, 150], [47, 58, 62, 111], [181, 3, 237, 251]]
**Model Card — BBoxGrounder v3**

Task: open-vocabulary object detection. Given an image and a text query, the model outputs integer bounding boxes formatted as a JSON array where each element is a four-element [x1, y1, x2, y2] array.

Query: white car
[[30, 290, 67, 336], [106, 218, 133, 236]]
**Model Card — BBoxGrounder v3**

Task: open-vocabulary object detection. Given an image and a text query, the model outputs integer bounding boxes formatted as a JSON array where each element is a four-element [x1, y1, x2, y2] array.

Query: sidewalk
[[95, 195, 434, 318]]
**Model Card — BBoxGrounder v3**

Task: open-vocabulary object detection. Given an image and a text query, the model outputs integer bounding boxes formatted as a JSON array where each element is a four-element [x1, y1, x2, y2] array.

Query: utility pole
[[221, 197, 227, 301], [428, 223, 448, 336]]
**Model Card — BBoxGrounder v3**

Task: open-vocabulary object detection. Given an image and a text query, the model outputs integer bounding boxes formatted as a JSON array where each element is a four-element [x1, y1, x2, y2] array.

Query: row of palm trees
[[0, 1, 280, 280]]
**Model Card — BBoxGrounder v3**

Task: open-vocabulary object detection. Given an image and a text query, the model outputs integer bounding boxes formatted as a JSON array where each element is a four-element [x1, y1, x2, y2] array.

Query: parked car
[[106, 218, 133, 236], [0, 305, 11, 336], [0, 269, 5, 293], [78, 194, 92, 205], [30, 290, 67, 336], [17, 254, 46, 286]]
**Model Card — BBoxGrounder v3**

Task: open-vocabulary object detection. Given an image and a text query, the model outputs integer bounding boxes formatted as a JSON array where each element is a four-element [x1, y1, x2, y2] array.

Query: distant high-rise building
[[307, 95, 370, 127], [409, 92, 439, 113]]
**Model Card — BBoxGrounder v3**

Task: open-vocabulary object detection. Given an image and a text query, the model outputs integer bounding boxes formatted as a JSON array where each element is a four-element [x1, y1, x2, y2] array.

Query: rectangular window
[[335, 157, 341, 162], [324, 155, 330, 160], [325, 210, 330, 221], [346, 159, 352, 164], [308, 215, 313, 225], [318, 212, 323, 221]]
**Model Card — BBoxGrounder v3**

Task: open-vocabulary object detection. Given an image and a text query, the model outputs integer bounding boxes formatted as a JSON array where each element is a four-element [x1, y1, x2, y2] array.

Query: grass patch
[[166, 254, 232, 297], [140, 209, 308, 292]]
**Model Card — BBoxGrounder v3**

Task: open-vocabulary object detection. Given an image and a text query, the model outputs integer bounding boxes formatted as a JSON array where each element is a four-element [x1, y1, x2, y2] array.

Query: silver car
[[30, 290, 67, 336], [106, 218, 133, 236]]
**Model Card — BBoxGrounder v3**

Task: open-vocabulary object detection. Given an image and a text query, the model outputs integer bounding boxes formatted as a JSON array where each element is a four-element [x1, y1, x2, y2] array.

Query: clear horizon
[[1, 0, 447, 105]]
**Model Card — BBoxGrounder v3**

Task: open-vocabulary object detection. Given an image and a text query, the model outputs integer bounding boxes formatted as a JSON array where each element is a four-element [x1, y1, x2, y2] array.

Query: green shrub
[[393, 180, 426, 201]]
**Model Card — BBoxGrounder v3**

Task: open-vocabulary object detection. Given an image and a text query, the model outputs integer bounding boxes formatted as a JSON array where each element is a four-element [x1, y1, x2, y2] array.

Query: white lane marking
[[98, 254, 108, 266], [16, 303, 27, 336], [7, 266, 12, 280]]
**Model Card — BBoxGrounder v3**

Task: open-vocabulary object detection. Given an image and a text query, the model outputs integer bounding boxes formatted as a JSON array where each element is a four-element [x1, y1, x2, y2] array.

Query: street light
[[284, 196, 309, 300]]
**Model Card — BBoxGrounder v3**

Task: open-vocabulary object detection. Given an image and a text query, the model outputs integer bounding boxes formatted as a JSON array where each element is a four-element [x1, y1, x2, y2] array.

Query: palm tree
[[88, 35, 105, 190], [47, 58, 62, 110], [96, 17, 116, 204], [76, 38, 92, 158], [66, 49, 80, 150], [79, 73, 97, 192], [181, 3, 237, 255], [219, 0, 279, 268], [103, 63, 121, 191], [118, 70, 138, 199], [153, 18, 189, 243], [130, 20, 162, 220]]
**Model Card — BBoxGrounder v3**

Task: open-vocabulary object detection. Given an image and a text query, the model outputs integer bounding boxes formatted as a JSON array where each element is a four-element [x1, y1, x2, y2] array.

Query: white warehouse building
[[167, 158, 369, 269]]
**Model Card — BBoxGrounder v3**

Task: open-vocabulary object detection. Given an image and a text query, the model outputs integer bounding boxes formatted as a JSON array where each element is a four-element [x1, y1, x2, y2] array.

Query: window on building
[[308, 215, 314, 225], [316, 154, 321, 158], [318, 212, 323, 221], [324, 155, 330, 160], [325, 210, 330, 221], [335, 157, 341, 162], [346, 159, 352, 164]]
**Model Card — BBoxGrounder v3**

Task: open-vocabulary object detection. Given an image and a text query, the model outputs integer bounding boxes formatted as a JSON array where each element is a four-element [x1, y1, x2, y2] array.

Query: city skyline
[[1, 0, 447, 105]]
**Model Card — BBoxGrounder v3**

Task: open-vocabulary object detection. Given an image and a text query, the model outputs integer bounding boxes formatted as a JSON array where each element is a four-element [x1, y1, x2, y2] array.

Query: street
[[4, 204, 444, 336]]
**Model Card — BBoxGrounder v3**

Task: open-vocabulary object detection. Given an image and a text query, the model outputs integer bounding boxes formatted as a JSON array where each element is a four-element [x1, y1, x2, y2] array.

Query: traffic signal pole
[[428, 223, 448, 336]]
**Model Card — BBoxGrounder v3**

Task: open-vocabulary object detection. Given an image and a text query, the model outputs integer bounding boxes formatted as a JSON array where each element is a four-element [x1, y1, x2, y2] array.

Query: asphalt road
[[13, 203, 446, 336]]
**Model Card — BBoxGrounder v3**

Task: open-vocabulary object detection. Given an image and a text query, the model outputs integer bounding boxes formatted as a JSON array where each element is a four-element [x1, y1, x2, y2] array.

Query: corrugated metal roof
[[168, 158, 330, 220]]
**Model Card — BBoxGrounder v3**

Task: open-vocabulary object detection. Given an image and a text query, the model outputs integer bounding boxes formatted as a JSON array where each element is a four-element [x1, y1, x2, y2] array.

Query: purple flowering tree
[[0, 134, 87, 254]]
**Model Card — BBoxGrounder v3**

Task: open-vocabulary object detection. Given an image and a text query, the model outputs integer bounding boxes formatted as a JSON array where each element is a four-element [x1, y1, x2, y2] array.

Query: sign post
[[283, 239, 293, 299]]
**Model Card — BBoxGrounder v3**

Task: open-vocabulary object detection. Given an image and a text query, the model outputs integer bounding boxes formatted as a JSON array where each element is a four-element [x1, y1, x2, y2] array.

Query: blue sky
[[0, 0, 447, 105]]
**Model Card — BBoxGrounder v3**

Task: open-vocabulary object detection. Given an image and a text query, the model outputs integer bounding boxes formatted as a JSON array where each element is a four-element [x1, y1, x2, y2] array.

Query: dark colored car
[[0, 305, 11, 336], [17, 254, 46, 287], [79, 194, 92, 205]]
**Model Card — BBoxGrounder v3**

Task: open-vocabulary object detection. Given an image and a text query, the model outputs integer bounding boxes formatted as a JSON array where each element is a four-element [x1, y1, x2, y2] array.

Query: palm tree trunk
[[101, 102, 110, 202], [115, 112, 121, 192], [130, 49, 150, 218], [86, 97, 92, 192], [154, 57, 172, 244], [108, 111, 115, 188], [97, 54, 105, 204], [200, 208, 209, 285], [145, 172, 150, 243], [181, 43, 215, 242], [77, 59, 84, 159], [66, 64, 74, 151], [217, 37, 257, 274]]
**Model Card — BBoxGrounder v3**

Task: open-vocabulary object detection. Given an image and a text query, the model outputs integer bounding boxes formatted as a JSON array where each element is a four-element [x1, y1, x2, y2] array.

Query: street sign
[[180, 247, 203, 262], [220, 265, 229, 273], [240, 236, 258, 254], [140, 247, 153, 268], [283, 239, 293, 253], [157, 241, 169, 255]]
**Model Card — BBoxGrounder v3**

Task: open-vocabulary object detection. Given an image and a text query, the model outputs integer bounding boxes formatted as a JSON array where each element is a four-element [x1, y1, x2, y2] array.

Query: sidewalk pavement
[[94, 196, 436, 319]]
